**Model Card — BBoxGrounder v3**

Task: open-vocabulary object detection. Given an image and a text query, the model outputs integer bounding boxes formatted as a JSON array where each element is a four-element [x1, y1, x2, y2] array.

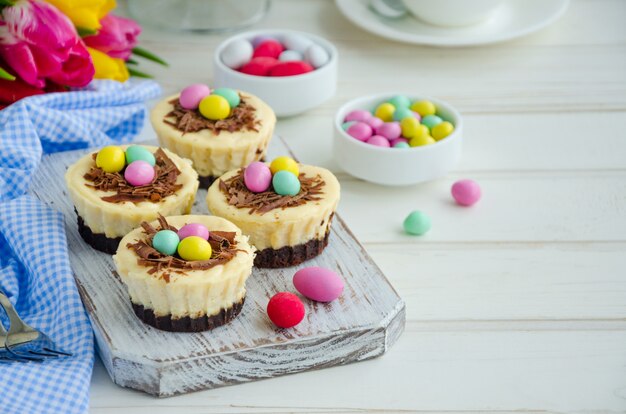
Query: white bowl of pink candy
[[334, 94, 463, 186], [213, 29, 338, 117]]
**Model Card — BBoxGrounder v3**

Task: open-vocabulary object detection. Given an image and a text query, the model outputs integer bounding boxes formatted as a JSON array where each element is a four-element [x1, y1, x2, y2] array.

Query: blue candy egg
[[125, 145, 156, 166], [387, 95, 411, 108], [152, 230, 180, 256], [421, 114, 443, 130], [272, 170, 301, 196], [211, 88, 240, 108], [393, 107, 414, 122]]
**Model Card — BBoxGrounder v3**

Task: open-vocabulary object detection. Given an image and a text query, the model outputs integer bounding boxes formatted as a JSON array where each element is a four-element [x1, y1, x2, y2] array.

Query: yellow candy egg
[[198, 95, 230, 120], [374, 103, 395, 122], [410, 100, 436, 117], [177, 236, 212, 261], [431, 121, 454, 141], [95, 146, 125, 173], [409, 135, 436, 147], [270, 156, 299, 176], [413, 124, 430, 139], [400, 117, 420, 138]]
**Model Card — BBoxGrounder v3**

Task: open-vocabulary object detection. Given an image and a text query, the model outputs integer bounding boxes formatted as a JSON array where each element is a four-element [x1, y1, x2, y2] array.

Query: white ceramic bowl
[[334, 94, 463, 186], [213, 29, 338, 117]]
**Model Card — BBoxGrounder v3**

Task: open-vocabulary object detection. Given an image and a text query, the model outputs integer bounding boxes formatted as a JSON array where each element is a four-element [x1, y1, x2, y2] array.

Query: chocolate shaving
[[127, 215, 243, 281], [218, 169, 325, 215], [83, 148, 183, 204], [163, 96, 260, 135]]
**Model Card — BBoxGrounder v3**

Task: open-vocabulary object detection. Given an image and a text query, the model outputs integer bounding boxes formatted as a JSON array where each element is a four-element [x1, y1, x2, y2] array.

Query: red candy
[[267, 292, 305, 328], [269, 61, 314, 77], [252, 40, 284, 59], [239, 57, 278, 76]]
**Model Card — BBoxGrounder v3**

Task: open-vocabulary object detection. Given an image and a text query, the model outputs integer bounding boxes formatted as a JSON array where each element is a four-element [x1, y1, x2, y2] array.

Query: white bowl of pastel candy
[[213, 29, 338, 117], [333, 94, 463, 186]]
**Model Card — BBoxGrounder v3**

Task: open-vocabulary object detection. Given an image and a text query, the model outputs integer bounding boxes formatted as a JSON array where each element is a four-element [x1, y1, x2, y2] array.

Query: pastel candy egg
[[431, 121, 454, 140], [269, 61, 314, 77], [365, 116, 384, 129], [293, 267, 344, 302], [211, 87, 240, 108], [304, 44, 329, 68], [375, 122, 401, 140], [267, 292, 305, 328], [403, 210, 431, 236], [390, 138, 408, 147], [279, 50, 303, 62], [96, 146, 125, 173], [272, 170, 301, 196], [270, 156, 299, 176], [198, 95, 230, 120], [179, 84, 211, 109], [347, 122, 373, 142], [394, 142, 410, 148], [366, 135, 390, 147], [152, 230, 180, 256], [177, 223, 210, 241], [124, 160, 155, 186], [451, 179, 481, 206], [400, 117, 420, 138], [393, 107, 414, 122], [253, 39, 284, 59], [125, 145, 155, 166], [251, 35, 277, 47], [239, 57, 278, 76], [342, 121, 356, 131], [282, 34, 313, 54], [374, 102, 395, 122], [178, 236, 212, 261], [387, 95, 411, 108], [244, 161, 272, 193], [412, 111, 422, 121], [421, 114, 443, 130], [221, 39, 253, 69], [410, 100, 436, 117], [409, 135, 436, 147], [344, 109, 371, 123]]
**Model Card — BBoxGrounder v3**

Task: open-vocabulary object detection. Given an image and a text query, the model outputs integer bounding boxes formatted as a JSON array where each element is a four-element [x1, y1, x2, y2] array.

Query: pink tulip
[[84, 14, 141, 61], [0, 0, 94, 88]]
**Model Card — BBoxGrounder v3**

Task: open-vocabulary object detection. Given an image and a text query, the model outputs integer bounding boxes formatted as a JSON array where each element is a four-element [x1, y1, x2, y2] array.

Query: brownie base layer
[[76, 213, 122, 254], [254, 231, 330, 268], [131, 298, 245, 332]]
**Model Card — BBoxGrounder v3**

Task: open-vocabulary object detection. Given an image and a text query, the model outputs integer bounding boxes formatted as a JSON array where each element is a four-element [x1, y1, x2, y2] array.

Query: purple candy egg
[[179, 84, 211, 110], [365, 116, 384, 129], [344, 109, 372, 123], [389, 138, 409, 146], [293, 266, 344, 302], [346, 122, 373, 142], [367, 135, 390, 147], [178, 223, 210, 241], [244, 161, 272, 193], [376, 122, 401, 140], [124, 160, 155, 186]]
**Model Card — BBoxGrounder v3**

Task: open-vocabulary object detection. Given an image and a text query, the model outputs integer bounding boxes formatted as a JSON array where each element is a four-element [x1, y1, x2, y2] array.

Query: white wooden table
[[92, 1, 626, 412]]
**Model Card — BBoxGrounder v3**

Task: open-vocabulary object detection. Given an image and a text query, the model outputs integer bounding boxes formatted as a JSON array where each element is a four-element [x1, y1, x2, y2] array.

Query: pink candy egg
[[412, 111, 422, 121], [244, 161, 272, 193], [178, 223, 210, 241], [344, 110, 372, 123], [293, 266, 344, 302], [451, 179, 481, 206], [365, 116, 384, 129], [268, 60, 314, 77], [253, 39, 284, 59], [179, 84, 211, 110], [367, 135, 390, 147], [376, 122, 401, 140], [389, 138, 409, 146], [124, 160, 155, 186], [346, 122, 373, 142], [239, 57, 278, 76]]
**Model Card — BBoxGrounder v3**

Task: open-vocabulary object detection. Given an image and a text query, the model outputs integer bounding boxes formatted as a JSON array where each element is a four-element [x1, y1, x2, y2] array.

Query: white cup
[[403, 0, 504, 27]]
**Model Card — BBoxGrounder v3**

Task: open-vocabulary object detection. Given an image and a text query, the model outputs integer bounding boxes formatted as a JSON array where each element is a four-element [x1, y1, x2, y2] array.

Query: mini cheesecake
[[113, 215, 255, 332], [65, 145, 199, 254], [206, 164, 340, 268], [151, 90, 275, 188]]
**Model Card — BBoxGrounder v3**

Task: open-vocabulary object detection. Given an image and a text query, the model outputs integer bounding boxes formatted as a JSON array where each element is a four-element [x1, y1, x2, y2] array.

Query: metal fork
[[0, 312, 38, 362], [0, 292, 72, 360]]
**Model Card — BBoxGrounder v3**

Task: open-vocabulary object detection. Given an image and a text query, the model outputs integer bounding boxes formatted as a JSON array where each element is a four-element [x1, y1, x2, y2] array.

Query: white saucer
[[335, 0, 569, 47]]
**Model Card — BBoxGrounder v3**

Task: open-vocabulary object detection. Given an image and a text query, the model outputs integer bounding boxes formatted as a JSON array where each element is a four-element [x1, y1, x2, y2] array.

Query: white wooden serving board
[[29, 136, 405, 397]]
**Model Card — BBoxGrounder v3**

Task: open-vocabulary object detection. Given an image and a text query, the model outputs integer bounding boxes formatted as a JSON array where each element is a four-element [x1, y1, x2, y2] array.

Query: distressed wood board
[[29, 136, 405, 397]]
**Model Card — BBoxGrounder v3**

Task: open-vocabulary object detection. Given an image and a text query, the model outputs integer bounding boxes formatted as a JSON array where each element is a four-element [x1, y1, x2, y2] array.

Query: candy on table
[[421, 114, 443, 130], [282, 33, 313, 54], [221, 39, 254, 69], [177, 223, 210, 241], [267, 292, 305, 328], [344, 109, 372, 123], [272, 170, 301, 196], [253, 39, 284, 59], [179, 84, 212, 110], [374, 102, 395, 122], [239, 56, 278, 76], [244, 161, 272, 193], [346, 122, 373, 142], [198, 94, 230, 120], [96, 146, 125, 173], [367, 135, 390, 147], [375, 122, 401, 140], [152, 230, 180, 256], [403, 210, 431, 236], [270, 156, 299, 176], [431, 121, 454, 141], [293, 267, 344, 302], [451, 179, 481, 206], [177, 236, 212, 261], [409, 134, 436, 147], [124, 160, 155, 186], [211, 87, 240, 108], [269, 61, 314, 77], [342, 121, 356, 131], [278, 50, 303, 62], [410, 100, 436, 117], [125, 145, 156, 166], [304, 44, 330, 68]]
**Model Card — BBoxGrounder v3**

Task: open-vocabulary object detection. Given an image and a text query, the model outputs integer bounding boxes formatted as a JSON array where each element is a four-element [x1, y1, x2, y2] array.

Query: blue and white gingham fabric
[[0, 79, 161, 414]]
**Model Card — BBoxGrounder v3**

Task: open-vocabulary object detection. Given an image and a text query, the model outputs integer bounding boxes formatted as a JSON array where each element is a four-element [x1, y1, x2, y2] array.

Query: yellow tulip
[[45, 0, 116, 31], [88, 47, 129, 82]]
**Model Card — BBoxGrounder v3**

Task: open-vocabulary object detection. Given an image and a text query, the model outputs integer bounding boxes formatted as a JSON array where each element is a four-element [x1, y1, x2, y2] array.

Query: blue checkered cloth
[[0, 79, 161, 414]]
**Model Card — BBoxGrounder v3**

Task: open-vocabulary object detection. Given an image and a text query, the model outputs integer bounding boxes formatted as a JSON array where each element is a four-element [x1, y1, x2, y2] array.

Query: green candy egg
[[125, 145, 156, 166], [393, 142, 410, 148], [421, 114, 443, 130], [393, 107, 414, 122], [152, 230, 180, 256], [272, 170, 301, 196], [211, 88, 240, 108], [403, 210, 431, 236], [342, 121, 356, 131], [387, 95, 411, 108]]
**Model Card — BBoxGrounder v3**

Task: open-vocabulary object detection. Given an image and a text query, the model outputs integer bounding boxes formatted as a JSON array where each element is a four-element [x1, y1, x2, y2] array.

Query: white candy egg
[[278, 50, 303, 62], [304, 44, 329, 68], [221, 39, 253, 69], [282, 34, 313, 54]]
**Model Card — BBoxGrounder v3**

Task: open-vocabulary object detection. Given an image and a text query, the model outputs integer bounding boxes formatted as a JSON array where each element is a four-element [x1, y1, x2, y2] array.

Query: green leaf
[[128, 67, 153, 79], [132, 47, 168, 67], [0, 0, 17, 7], [0, 66, 16, 81], [77, 26, 98, 37], [126, 58, 138, 65]]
